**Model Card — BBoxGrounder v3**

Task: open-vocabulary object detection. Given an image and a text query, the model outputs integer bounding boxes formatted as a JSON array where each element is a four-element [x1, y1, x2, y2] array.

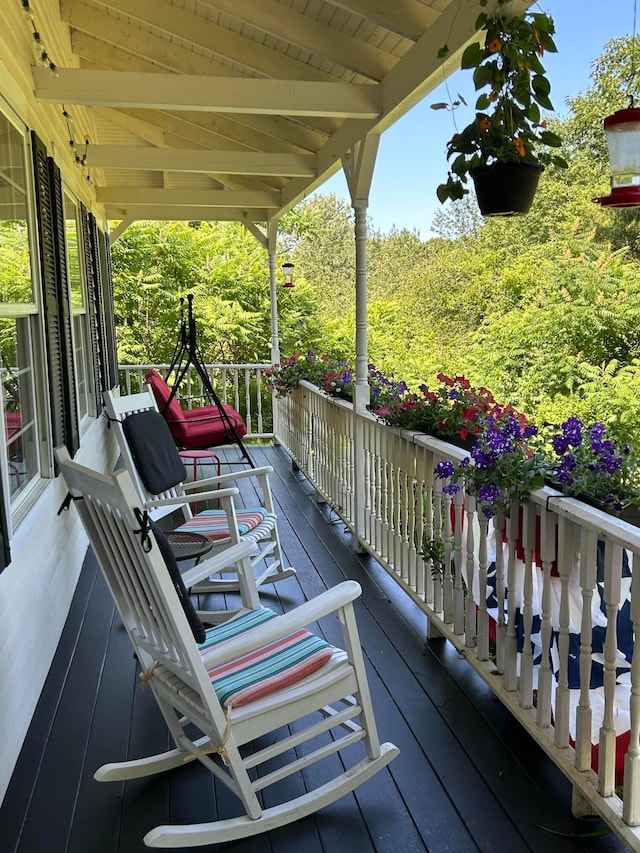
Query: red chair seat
[[146, 369, 247, 451], [177, 404, 247, 449]]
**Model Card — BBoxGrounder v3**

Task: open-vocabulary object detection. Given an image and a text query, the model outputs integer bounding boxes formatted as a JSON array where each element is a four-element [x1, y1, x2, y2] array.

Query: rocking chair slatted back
[[55, 448, 399, 849]]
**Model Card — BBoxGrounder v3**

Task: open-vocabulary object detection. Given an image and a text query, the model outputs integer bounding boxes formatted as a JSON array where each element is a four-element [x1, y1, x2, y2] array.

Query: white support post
[[266, 219, 281, 367], [342, 134, 380, 552], [243, 216, 281, 438]]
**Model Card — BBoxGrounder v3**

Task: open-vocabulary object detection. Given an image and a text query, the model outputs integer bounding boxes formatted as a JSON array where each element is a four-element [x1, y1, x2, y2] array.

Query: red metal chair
[[145, 368, 251, 460]]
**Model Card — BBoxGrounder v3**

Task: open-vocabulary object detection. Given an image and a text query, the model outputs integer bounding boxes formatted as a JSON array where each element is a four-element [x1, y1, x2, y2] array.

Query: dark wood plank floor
[[0, 444, 630, 853]]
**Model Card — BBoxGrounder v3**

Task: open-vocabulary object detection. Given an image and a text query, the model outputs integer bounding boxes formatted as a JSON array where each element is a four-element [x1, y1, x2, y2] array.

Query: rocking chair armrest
[[181, 465, 274, 492], [146, 486, 239, 509], [199, 580, 362, 668], [180, 540, 259, 588]]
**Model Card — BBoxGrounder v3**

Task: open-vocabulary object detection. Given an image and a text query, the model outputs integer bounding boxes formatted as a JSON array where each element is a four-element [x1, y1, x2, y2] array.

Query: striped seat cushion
[[176, 507, 275, 542], [199, 608, 334, 707]]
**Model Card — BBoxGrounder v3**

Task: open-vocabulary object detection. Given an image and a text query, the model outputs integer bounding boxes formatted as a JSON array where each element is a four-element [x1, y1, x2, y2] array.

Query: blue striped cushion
[[177, 507, 271, 541], [199, 608, 334, 707]]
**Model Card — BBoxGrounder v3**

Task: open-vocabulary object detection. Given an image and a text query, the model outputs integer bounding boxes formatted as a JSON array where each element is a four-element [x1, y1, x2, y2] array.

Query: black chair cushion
[[151, 522, 206, 643], [123, 410, 187, 494]]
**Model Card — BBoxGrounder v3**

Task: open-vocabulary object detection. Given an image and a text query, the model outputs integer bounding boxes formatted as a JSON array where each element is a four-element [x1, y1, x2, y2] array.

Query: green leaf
[[451, 153, 470, 177], [437, 44, 450, 59], [461, 41, 484, 69], [532, 76, 554, 111], [473, 63, 495, 90], [431, 102, 449, 111], [534, 92, 554, 111], [437, 182, 456, 204], [528, 53, 545, 75], [539, 129, 562, 147], [532, 75, 551, 96], [475, 93, 491, 110], [474, 11, 488, 30]]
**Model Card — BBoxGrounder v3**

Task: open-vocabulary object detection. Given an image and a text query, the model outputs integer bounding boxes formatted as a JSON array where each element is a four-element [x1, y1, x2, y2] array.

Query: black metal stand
[[163, 294, 255, 467]]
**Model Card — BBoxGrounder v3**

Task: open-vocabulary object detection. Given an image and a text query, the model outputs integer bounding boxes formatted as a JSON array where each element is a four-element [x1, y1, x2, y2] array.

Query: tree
[[111, 220, 318, 365]]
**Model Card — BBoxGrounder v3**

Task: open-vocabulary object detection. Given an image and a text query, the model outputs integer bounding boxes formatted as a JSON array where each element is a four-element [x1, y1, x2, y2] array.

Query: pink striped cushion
[[176, 508, 272, 541], [199, 608, 334, 707]]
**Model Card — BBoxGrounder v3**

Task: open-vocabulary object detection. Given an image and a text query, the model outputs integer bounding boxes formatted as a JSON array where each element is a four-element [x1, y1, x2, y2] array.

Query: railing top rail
[[120, 362, 271, 371], [298, 380, 354, 411]]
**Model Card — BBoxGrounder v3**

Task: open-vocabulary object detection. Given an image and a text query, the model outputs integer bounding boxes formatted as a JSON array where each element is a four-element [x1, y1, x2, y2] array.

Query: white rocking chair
[[56, 447, 398, 848], [104, 388, 295, 602]]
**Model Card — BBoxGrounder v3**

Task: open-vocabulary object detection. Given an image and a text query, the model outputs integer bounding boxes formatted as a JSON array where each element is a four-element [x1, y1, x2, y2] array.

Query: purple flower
[[443, 482, 461, 496], [478, 484, 501, 504], [561, 417, 583, 447], [435, 460, 455, 479], [552, 434, 569, 455]]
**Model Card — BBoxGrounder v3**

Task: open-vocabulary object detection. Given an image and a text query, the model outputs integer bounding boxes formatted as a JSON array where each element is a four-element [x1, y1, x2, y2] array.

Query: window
[[0, 109, 42, 521], [64, 192, 94, 423]]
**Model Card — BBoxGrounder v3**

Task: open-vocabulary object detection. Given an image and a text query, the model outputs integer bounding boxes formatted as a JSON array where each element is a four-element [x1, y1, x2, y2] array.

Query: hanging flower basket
[[470, 162, 544, 216]]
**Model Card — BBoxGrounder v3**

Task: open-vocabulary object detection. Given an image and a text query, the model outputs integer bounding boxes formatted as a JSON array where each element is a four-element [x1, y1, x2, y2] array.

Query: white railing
[[118, 363, 274, 438], [275, 382, 640, 851]]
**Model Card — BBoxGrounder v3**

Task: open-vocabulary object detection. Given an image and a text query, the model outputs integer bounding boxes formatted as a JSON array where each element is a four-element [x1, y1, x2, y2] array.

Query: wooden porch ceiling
[[30, 0, 533, 225]]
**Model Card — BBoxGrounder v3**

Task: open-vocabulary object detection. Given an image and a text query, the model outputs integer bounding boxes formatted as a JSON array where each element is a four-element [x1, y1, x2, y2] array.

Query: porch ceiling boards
[[29, 0, 534, 224], [0, 444, 625, 852]]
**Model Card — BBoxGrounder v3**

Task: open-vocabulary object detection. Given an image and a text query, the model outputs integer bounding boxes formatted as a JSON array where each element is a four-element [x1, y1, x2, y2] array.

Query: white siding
[[0, 418, 118, 802]]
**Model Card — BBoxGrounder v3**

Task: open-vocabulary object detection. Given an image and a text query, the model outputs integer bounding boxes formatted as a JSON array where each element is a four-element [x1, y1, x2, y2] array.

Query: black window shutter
[[80, 203, 103, 413], [97, 227, 118, 390], [31, 132, 79, 456]]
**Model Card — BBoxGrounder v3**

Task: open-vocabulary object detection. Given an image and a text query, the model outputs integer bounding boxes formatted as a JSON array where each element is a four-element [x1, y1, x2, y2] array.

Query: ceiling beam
[[33, 69, 382, 118], [103, 204, 269, 221], [80, 65, 320, 158], [95, 187, 281, 207], [324, 0, 437, 40], [86, 147, 316, 176]]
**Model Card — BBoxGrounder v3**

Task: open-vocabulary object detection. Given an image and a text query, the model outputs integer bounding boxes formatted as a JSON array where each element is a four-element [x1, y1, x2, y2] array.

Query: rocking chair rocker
[[55, 447, 399, 849]]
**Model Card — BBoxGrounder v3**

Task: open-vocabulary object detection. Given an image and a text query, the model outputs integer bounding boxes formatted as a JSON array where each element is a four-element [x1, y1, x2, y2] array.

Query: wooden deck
[[0, 444, 630, 853]]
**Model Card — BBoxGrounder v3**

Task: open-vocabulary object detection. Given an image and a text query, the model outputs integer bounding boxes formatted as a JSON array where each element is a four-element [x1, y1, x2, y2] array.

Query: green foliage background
[[110, 35, 640, 446]]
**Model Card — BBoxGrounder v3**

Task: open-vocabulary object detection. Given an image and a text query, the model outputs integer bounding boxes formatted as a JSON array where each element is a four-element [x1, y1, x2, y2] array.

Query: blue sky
[[312, 0, 634, 236]]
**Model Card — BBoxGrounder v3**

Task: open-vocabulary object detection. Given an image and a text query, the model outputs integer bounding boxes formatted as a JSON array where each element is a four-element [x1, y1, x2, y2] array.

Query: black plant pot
[[470, 162, 544, 217]]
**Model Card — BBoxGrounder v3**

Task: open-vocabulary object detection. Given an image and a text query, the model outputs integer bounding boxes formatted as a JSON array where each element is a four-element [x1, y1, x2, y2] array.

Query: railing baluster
[[554, 515, 573, 749], [494, 512, 506, 675], [624, 546, 640, 824], [537, 507, 555, 729], [599, 542, 623, 797], [463, 493, 475, 645], [575, 526, 597, 771], [519, 501, 536, 709], [433, 470, 444, 617], [504, 503, 519, 692], [423, 449, 435, 607], [477, 504, 489, 661]]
